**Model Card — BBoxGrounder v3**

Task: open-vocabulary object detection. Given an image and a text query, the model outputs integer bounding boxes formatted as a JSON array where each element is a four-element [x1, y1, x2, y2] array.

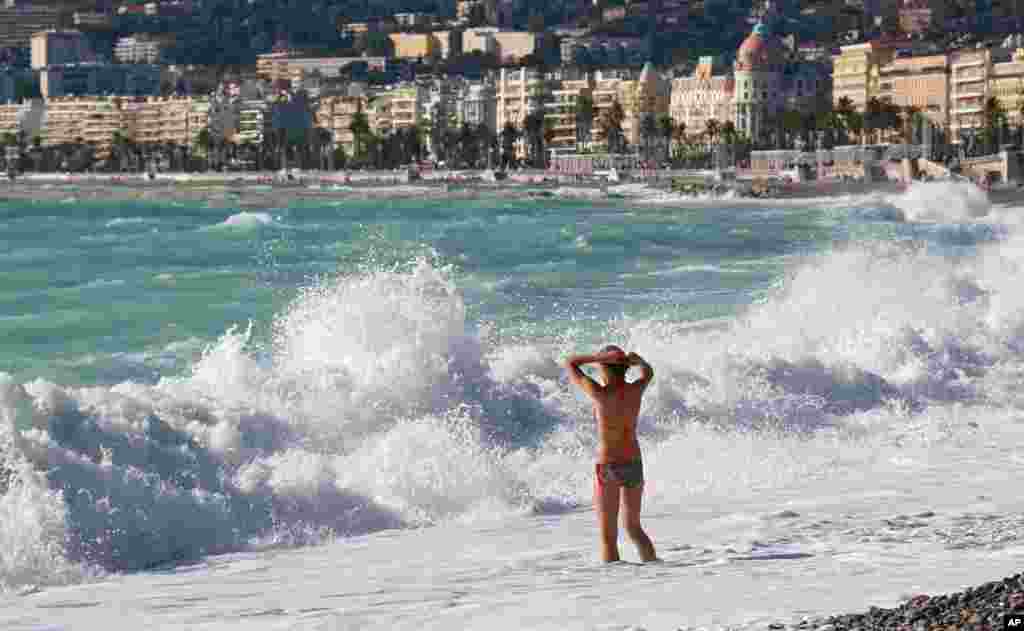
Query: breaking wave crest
[[4, 212, 1024, 591]]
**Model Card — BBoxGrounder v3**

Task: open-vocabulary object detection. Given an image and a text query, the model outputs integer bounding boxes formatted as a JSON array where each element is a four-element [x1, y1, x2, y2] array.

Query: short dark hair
[[600, 345, 627, 378]]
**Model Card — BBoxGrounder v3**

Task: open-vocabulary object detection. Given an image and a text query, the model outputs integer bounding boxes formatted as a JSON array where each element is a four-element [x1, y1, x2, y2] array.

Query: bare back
[[592, 383, 643, 464]]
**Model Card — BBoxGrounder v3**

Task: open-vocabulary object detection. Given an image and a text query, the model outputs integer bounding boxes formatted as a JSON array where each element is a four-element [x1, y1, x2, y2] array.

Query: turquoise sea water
[[2, 181, 1020, 586], [0, 195, 850, 386]]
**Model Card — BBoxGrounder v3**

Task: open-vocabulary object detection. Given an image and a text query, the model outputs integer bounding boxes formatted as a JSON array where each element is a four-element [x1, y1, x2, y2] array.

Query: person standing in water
[[564, 345, 658, 563]]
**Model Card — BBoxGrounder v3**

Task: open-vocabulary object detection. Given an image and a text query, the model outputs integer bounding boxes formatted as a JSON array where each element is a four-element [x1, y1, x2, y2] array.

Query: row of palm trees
[[5, 92, 1024, 174]]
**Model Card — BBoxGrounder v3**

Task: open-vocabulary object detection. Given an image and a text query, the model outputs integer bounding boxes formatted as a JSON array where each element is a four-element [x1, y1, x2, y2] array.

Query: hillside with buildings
[[0, 0, 1023, 183]]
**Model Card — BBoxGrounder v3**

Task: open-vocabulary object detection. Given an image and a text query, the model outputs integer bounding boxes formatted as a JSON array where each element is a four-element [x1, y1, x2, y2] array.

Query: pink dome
[[735, 23, 783, 71]]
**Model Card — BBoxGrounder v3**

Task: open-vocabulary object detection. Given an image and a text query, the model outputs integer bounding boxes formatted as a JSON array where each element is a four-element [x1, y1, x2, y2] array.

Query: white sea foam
[[4, 211, 1024, 593], [888, 180, 991, 222], [105, 217, 150, 228], [214, 211, 276, 229]]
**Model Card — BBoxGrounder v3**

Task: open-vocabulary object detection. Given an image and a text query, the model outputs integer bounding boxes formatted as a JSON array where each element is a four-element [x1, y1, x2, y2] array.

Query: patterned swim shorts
[[595, 457, 644, 488]]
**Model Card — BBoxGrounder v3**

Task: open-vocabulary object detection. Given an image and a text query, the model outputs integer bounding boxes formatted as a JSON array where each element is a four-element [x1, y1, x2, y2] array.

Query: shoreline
[[3, 170, 1024, 208], [768, 571, 1024, 630]]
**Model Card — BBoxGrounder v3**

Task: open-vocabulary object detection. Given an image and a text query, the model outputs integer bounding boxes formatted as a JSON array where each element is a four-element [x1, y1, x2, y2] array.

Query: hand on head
[[599, 345, 628, 365]]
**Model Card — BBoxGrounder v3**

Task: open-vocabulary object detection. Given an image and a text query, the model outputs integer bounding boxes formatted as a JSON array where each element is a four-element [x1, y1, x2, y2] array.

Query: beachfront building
[[733, 22, 786, 143], [949, 48, 991, 142], [379, 84, 426, 133], [877, 52, 949, 130], [495, 66, 548, 129], [455, 80, 497, 133], [578, 65, 670, 154], [990, 48, 1024, 135], [41, 96, 129, 157], [315, 91, 368, 157], [670, 57, 735, 142], [948, 46, 1024, 143], [832, 41, 897, 111], [128, 95, 210, 148], [616, 62, 670, 151], [544, 75, 593, 154], [235, 82, 272, 147], [0, 98, 44, 138]]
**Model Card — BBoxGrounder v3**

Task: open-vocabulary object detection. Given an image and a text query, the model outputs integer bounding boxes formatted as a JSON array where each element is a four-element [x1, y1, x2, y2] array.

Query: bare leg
[[594, 476, 621, 562], [622, 484, 657, 562]]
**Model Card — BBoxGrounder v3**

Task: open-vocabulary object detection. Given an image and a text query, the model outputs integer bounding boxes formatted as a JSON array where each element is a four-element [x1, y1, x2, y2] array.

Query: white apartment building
[[457, 81, 497, 132], [114, 36, 172, 64], [495, 67, 548, 129]]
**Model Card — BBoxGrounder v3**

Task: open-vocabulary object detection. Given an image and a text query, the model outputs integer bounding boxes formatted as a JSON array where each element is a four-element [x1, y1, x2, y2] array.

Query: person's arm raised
[[627, 352, 654, 388], [563, 350, 625, 398]]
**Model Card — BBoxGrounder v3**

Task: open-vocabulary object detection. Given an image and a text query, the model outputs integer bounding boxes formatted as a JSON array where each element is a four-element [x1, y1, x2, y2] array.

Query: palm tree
[[1016, 83, 1024, 146], [835, 96, 856, 144], [574, 93, 595, 152], [671, 121, 687, 162], [981, 96, 1007, 153], [865, 97, 885, 145], [781, 109, 803, 149], [111, 130, 128, 172], [657, 115, 674, 163], [474, 124, 495, 168], [597, 101, 625, 154], [500, 121, 518, 168], [196, 127, 212, 171], [704, 119, 720, 149], [639, 113, 658, 163], [314, 127, 333, 170], [349, 110, 371, 164], [523, 110, 545, 167]]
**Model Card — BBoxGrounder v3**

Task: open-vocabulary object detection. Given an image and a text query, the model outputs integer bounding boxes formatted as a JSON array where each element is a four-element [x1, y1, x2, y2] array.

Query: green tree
[[500, 121, 519, 168], [781, 109, 803, 149], [981, 95, 1008, 153], [349, 110, 371, 163], [195, 127, 212, 171], [598, 101, 625, 153], [671, 120, 687, 162], [704, 118, 720, 148], [834, 96, 856, 144], [575, 93, 595, 152], [865, 97, 885, 145], [657, 114, 674, 163], [111, 130, 129, 172], [639, 113, 658, 163], [523, 110, 546, 167]]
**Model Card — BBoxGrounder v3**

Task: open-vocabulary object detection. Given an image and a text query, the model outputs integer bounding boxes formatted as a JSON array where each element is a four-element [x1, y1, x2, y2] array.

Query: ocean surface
[[2, 181, 1024, 630]]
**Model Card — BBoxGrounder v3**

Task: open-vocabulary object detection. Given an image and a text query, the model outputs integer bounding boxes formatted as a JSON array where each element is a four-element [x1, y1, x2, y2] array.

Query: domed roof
[[735, 22, 783, 72]]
